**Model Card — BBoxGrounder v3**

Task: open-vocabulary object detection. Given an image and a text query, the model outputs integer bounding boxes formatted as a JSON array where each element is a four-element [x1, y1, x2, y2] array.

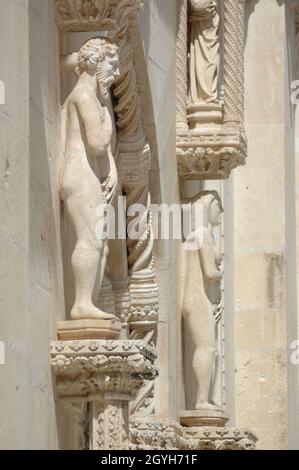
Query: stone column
[[114, 25, 160, 416], [51, 339, 157, 450], [223, 0, 246, 129], [91, 398, 130, 450], [176, 0, 189, 136]]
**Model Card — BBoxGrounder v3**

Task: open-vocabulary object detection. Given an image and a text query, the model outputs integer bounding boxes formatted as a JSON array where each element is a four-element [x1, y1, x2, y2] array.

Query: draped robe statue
[[188, 0, 220, 104]]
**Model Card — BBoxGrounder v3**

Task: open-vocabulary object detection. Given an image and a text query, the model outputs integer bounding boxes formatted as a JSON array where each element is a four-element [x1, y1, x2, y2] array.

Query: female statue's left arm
[[199, 228, 223, 281]]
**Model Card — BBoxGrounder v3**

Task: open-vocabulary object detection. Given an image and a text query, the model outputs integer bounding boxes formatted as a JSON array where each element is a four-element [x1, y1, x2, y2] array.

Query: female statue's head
[[183, 190, 223, 231], [197, 190, 223, 228], [77, 37, 120, 98], [182, 190, 223, 249]]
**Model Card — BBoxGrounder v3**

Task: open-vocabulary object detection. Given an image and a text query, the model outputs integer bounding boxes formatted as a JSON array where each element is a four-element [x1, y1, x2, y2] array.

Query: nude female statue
[[60, 38, 120, 321], [182, 191, 223, 410], [188, 0, 220, 104]]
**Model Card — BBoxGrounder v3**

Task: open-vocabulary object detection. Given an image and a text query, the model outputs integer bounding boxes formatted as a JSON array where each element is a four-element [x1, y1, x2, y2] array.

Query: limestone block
[[236, 350, 288, 450], [235, 253, 286, 310], [57, 319, 121, 340]]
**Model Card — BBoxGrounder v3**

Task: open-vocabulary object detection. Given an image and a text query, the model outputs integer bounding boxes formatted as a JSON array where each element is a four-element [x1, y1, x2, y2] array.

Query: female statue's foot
[[71, 304, 117, 321], [195, 401, 221, 411]]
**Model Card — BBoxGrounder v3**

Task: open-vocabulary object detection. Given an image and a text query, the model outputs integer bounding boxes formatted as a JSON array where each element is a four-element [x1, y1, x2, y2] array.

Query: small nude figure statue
[[182, 191, 223, 410]]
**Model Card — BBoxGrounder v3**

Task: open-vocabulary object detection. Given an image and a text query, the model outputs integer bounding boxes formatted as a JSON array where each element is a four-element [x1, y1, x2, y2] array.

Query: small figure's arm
[[199, 229, 223, 281]]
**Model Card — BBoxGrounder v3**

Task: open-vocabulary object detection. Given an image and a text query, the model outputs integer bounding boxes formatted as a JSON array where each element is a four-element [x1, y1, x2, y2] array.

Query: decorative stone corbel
[[176, 0, 247, 180], [51, 339, 157, 450]]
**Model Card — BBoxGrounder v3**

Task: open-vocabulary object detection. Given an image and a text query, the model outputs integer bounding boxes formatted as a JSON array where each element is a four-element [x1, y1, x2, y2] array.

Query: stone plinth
[[57, 319, 121, 341], [51, 339, 157, 450], [180, 409, 228, 428], [187, 102, 223, 129]]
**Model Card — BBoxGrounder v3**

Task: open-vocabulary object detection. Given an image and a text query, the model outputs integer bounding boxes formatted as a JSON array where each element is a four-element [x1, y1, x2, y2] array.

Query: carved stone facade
[[1, 0, 299, 451], [51, 339, 157, 449]]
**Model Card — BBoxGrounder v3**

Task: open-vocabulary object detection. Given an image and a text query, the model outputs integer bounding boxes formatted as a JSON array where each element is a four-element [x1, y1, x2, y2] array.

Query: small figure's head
[[181, 190, 223, 251], [77, 37, 120, 98], [208, 192, 223, 227], [184, 190, 223, 230]]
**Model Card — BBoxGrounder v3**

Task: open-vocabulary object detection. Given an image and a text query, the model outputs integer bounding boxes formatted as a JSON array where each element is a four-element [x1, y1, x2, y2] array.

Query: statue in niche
[[60, 38, 120, 321], [188, 0, 220, 104], [182, 191, 223, 411]]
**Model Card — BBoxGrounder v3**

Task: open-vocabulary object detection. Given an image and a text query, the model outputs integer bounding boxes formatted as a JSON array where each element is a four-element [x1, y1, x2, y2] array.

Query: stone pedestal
[[180, 409, 228, 428], [51, 339, 157, 450], [57, 319, 121, 340], [187, 102, 223, 130]]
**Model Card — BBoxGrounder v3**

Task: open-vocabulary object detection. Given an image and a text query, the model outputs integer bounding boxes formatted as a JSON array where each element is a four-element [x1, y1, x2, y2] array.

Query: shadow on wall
[[138, 0, 177, 64], [245, 0, 285, 43], [28, 0, 67, 450]]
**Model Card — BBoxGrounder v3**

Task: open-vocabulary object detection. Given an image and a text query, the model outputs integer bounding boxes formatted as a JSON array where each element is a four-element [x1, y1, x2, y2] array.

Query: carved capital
[[130, 418, 193, 450], [129, 418, 258, 450], [177, 130, 246, 180], [52, 339, 157, 450], [182, 426, 258, 450], [51, 339, 157, 400], [56, 0, 143, 33]]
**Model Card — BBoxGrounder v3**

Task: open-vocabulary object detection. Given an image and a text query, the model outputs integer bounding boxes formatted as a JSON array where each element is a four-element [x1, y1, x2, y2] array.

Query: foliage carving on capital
[[56, 0, 143, 33], [129, 418, 258, 450], [51, 340, 157, 399]]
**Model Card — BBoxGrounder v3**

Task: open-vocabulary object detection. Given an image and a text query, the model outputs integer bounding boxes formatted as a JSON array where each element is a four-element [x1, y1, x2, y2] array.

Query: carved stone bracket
[[51, 339, 157, 449], [129, 418, 258, 450], [177, 129, 246, 180], [56, 0, 143, 33]]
